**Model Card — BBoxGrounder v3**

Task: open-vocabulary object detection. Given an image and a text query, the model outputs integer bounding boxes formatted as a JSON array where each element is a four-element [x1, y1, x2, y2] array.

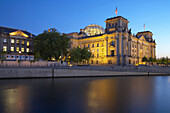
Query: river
[[0, 76, 170, 113]]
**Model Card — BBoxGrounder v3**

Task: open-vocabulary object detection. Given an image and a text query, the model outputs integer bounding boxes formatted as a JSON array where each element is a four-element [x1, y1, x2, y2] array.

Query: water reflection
[[0, 77, 170, 113]]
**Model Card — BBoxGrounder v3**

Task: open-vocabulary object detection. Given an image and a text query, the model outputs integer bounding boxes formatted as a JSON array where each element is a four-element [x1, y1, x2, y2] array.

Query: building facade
[[0, 26, 34, 61], [67, 16, 156, 65]]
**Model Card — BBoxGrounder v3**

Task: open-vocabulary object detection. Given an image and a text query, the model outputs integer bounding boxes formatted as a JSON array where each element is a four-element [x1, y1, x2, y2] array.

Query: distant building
[[0, 26, 35, 61], [67, 16, 156, 65]]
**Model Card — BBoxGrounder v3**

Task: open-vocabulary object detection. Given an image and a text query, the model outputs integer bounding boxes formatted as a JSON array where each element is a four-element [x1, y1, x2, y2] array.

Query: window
[[21, 48, 24, 52], [16, 40, 20, 44], [101, 43, 104, 47], [97, 43, 99, 47], [91, 60, 93, 64], [84, 45, 86, 48], [88, 44, 90, 48], [108, 60, 112, 64], [101, 53, 104, 57], [97, 54, 99, 58], [97, 49, 99, 52], [96, 60, 98, 64], [11, 47, 14, 51], [102, 48, 104, 52], [3, 39, 7, 43], [11, 39, 15, 43], [27, 41, 29, 46], [92, 54, 94, 58], [92, 44, 94, 47], [22, 40, 25, 44], [92, 49, 94, 52], [3, 46, 7, 51], [111, 41, 115, 47], [111, 50, 114, 56], [16, 47, 19, 52], [26, 48, 29, 52]]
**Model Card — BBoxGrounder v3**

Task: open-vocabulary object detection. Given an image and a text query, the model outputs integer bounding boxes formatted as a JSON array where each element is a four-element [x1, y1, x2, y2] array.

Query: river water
[[0, 76, 170, 113]]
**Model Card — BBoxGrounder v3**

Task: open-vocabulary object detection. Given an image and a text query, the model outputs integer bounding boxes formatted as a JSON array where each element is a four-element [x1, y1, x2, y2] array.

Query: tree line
[[142, 56, 169, 66]]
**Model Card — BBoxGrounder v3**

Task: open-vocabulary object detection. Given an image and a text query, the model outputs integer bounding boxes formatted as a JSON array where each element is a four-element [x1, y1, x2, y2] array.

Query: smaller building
[[0, 26, 35, 61]]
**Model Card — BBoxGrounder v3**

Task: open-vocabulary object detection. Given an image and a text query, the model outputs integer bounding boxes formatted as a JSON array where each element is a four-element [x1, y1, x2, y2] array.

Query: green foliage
[[153, 58, 157, 63], [33, 28, 70, 61], [69, 47, 92, 64], [142, 56, 148, 62], [161, 57, 166, 64]]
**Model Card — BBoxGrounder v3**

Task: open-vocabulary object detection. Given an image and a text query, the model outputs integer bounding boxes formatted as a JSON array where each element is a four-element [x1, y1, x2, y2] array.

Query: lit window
[[16, 40, 20, 44], [97, 49, 99, 52], [21, 48, 24, 52], [22, 40, 25, 44], [11, 39, 15, 43], [27, 41, 29, 46], [3, 46, 7, 51], [26, 48, 29, 52], [102, 48, 104, 52], [11, 47, 14, 51], [92, 49, 94, 52], [3, 39, 7, 43], [16, 47, 19, 52]]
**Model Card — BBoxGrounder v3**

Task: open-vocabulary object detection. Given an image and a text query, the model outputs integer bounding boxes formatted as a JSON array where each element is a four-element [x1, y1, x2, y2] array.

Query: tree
[[152, 58, 157, 65], [165, 56, 169, 66], [33, 28, 70, 61], [69, 47, 92, 65], [142, 56, 148, 62], [161, 57, 166, 64], [149, 57, 153, 65], [0, 51, 7, 64]]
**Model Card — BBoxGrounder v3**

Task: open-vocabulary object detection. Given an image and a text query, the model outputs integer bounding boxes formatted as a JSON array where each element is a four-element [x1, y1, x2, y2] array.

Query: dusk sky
[[0, 0, 170, 58]]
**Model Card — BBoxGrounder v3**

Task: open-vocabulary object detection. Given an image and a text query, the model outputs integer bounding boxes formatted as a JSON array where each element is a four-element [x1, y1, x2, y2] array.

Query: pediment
[[9, 30, 28, 38], [139, 35, 146, 41]]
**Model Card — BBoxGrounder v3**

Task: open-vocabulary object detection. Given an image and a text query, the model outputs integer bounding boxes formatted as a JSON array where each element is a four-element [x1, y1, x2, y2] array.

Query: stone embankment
[[0, 65, 170, 79]]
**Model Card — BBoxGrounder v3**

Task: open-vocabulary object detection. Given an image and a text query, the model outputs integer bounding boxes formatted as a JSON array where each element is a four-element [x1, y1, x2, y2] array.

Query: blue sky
[[0, 0, 170, 58]]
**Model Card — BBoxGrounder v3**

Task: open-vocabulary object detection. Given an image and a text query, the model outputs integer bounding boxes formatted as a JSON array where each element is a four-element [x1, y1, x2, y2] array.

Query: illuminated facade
[[0, 26, 34, 61], [68, 16, 156, 65]]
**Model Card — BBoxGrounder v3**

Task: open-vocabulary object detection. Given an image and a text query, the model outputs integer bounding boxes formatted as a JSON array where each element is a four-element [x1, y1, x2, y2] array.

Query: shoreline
[[0, 67, 170, 79]]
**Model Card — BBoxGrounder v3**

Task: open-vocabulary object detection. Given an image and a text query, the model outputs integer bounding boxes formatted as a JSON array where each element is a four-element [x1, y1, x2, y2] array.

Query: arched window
[[110, 41, 115, 47]]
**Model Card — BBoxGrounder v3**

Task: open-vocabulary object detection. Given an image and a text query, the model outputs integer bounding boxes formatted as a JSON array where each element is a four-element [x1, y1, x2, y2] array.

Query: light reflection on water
[[0, 76, 170, 113]]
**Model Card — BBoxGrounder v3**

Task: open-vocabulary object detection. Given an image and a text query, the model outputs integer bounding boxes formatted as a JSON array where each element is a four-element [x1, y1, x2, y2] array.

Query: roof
[[106, 16, 129, 21], [137, 31, 153, 35], [0, 26, 35, 37], [78, 33, 104, 39]]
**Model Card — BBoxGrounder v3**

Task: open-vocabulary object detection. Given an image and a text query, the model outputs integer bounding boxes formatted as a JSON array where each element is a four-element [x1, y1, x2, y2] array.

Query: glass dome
[[84, 24, 105, 36]]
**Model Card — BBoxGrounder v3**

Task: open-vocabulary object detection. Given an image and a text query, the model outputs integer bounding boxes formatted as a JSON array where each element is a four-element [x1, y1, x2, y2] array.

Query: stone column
[[121, 34, 124, 65], [123, 36, 127, 65], [116, 34, 120, 65], [154, 46, 156, 58], [105, 37, 108, 56]]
